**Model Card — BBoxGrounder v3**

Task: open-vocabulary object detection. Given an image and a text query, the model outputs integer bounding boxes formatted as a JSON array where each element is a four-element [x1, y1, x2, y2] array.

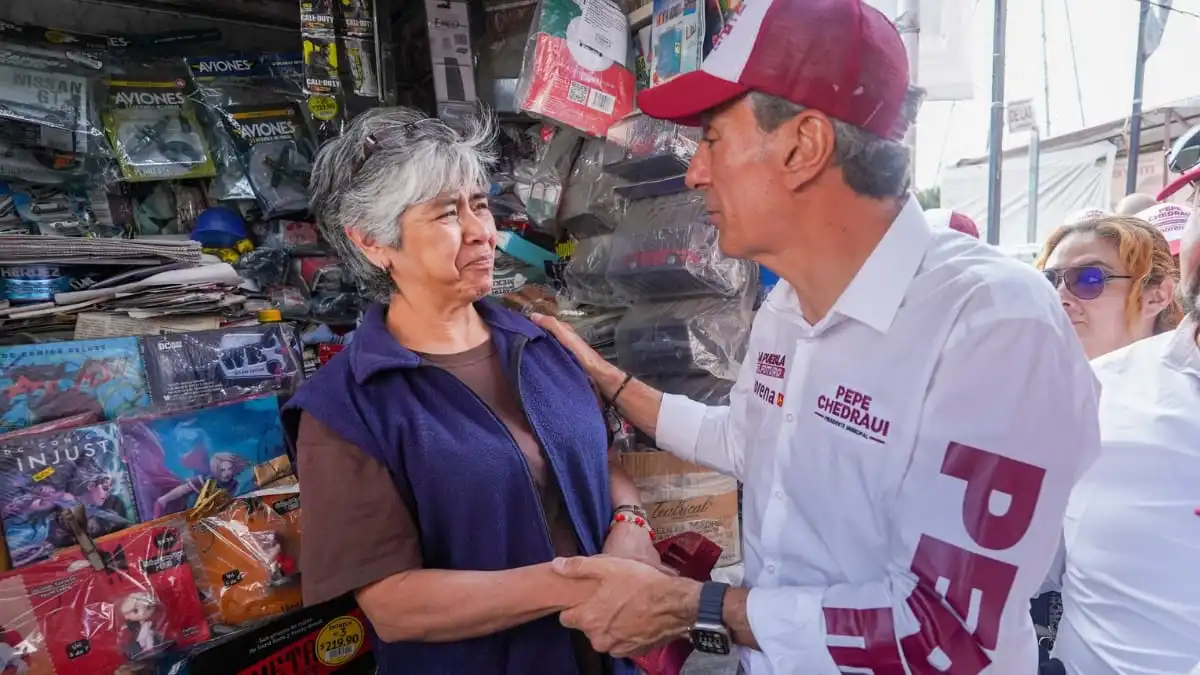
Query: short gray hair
[[747, 87, 924, 199], [308, 107, 496, 301]]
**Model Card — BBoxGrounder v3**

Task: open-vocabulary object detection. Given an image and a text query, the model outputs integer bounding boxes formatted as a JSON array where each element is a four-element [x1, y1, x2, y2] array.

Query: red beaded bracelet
[[609, 510, 656, 541]]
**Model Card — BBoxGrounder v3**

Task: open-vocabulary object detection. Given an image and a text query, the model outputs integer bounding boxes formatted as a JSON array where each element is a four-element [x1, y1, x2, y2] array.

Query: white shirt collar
[[766, 194, 932, 334]]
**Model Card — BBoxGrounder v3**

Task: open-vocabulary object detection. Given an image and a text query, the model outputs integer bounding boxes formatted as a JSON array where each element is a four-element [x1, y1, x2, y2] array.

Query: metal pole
[[985, 0, 1008, 246], [1125, 0, 1150, 196], [1163, 108, 1172, 188], [897, 0, 920, 181], [1027, 128, 1040, 243], [1040, 0, 1051, 137]]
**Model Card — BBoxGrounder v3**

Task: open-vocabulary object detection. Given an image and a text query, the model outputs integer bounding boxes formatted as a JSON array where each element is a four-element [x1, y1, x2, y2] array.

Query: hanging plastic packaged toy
[[224, 101, 317, 219], [101, 76, 216, 182]]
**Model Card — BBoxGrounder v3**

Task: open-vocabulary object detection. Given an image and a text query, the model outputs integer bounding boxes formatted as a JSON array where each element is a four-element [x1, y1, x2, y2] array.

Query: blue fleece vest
[[285, 301, 634, 675]]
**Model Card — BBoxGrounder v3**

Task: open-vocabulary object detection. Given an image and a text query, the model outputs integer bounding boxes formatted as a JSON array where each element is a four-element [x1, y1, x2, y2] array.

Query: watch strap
[[698, 581, 729, 625]]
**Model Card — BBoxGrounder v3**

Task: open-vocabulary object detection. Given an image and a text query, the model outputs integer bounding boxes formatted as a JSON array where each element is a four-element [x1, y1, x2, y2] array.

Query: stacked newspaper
[[0, 263, 245, 341], [0, 235, 203, 265]]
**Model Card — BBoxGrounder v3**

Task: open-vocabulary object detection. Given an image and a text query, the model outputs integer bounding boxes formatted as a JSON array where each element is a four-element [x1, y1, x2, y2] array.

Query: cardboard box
[[620, 451, 741, 567], [186, 594, 375, 675]]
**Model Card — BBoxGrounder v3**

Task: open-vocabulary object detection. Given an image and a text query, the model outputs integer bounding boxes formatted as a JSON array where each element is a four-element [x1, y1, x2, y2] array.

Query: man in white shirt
[[531, 0, 1100, 672], [1047, 207, 1200, 674]]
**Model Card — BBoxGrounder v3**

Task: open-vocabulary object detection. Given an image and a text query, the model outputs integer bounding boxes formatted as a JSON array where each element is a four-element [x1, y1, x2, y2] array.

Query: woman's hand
[[602, 522, 676, 576]]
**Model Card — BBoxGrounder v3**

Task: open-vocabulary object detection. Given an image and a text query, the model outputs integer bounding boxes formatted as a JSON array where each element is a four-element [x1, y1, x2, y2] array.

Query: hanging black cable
[[1062, 0, 1086, 127]]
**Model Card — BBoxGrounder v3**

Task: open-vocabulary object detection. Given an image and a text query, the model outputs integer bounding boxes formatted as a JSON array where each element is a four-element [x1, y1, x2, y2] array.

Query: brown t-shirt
[[296, 339, 604, 675]]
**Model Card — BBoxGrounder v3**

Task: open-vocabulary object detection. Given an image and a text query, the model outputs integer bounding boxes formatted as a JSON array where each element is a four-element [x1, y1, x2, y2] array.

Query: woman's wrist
[[538, 563, 600, 611]]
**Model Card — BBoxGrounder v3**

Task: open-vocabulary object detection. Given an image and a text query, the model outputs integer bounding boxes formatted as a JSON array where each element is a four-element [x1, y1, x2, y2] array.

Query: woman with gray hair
[[282, 107, 652, 675]]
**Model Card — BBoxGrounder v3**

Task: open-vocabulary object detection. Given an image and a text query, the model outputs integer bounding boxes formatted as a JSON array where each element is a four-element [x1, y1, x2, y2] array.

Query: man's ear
[[779, 109, 835, 192], [1142, 277, 1177, 318]]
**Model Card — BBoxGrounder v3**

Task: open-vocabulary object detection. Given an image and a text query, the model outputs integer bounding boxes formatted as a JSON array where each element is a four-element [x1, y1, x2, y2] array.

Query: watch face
[[690, 627, 732, 655]]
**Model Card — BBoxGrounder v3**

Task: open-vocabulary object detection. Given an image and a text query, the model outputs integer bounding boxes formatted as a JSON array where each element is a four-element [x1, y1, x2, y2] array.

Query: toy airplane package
[[224, 102, 316, 219], [101, 78, 217, 182]]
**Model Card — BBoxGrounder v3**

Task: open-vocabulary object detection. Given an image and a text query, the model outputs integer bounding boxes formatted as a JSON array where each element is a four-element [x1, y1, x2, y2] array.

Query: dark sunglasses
[[1042, 266, 1132, 300]]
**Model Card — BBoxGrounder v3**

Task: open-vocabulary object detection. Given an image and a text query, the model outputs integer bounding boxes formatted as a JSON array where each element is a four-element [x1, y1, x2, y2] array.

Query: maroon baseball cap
[[637, 0, 911, 140]]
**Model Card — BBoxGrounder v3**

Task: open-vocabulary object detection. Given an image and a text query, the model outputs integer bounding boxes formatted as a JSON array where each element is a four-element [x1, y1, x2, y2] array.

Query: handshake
[[554, 530, 725, 665]]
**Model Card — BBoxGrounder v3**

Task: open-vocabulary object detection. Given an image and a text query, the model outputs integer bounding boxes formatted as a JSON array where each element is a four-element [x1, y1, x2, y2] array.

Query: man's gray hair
[[308, 107, 496, 301], [747, 86, 925, 199]]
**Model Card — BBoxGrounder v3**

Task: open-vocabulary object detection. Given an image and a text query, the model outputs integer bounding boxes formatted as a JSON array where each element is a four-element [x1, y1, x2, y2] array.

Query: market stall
[[0, 0, 758, 671]]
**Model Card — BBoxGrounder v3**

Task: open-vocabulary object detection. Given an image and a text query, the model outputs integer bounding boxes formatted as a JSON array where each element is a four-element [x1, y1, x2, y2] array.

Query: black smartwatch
[[689, 581, 732, 655]]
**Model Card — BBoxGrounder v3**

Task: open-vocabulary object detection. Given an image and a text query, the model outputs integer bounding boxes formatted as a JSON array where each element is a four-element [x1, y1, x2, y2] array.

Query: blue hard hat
[[191, 206, 248, 248]]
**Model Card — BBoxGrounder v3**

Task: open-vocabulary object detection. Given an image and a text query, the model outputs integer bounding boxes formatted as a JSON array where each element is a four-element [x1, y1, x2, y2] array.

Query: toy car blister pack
[[606, 193, 756, 302], [224, 102, 316, 219], [614, 297, 752, 381], [0, 50, 96, 155], [102, 77, 216, 182]]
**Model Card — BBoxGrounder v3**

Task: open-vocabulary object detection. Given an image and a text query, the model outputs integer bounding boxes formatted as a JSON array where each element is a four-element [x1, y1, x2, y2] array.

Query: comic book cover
[[120, 395, 291, 522], [31, 517, 210, 673], [140, 325, 304, 410], [0, 422, 137, 568], [0, 338, 152, 432]]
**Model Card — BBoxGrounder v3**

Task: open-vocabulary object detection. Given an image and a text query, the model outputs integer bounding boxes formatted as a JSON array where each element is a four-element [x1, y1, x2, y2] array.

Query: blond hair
[[1036, 214, 1183, 334]]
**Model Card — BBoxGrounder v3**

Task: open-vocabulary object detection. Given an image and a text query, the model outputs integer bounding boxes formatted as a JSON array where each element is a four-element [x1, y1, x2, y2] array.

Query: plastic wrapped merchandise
[[225, 102, 317, 219], [138, 325, 304, 409], [643, 374, 733, 406], [607, 201, 756, 301], [558, 137, 625, 238], [101, 72, 216, 183], [19, 516, 214, 672], [516, 0, 636, 137], [615, 297, 751, 381], [187, 486, 302, 629], [562, 234, 627, 307], [0, 44, 108, 157], [561, 306, 625, 363], [604, 112, 699, 181]]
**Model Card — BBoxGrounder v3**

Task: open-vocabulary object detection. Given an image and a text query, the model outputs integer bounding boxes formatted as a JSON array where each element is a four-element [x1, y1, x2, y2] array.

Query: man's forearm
[[592, 361, 663, 438], [656, 580, 761, 650], [356, 564, 595, 643]]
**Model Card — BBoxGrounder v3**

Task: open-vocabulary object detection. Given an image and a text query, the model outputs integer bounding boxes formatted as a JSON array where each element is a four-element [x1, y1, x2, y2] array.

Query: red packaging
[[316, 344, 344, 366], [20, 517, 211, 673], [634, 532, 724, 675]]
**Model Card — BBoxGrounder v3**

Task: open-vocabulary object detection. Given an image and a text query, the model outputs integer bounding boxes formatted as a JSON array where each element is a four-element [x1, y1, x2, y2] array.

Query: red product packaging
[[316, 344, 344, 366], [8, 516, 213, 674], [634, 532, 723, 675]]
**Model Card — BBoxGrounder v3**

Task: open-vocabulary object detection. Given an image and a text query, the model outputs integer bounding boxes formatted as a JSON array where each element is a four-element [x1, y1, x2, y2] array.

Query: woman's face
[[1044, 231, 1138, 359], [388, 188, 497, 303]]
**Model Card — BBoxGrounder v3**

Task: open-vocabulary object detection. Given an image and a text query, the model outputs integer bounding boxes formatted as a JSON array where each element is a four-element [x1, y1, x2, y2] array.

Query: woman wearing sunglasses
[[1036, 214, 1183, 360]]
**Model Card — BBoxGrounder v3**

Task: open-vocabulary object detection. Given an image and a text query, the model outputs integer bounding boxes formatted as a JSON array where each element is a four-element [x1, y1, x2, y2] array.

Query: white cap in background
[[1136, 202, 1191, 256]]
